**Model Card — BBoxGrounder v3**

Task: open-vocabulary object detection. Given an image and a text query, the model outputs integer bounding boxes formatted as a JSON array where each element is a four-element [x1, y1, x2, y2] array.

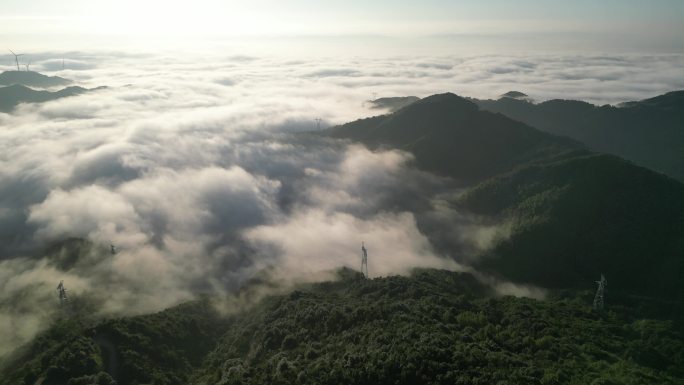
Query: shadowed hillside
[[474, 91, 684, 181], [331, 93, 684, 299], [368, 96, 420, 112], [0, 84, 103, 112], [332, 93, 580, 183], [459, 153, 684, 297], [0, 71, 72, 88]]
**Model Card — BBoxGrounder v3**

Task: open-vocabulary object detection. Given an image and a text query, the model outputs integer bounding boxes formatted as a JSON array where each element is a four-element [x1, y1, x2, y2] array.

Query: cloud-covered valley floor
[[1, 50, 683, 357]]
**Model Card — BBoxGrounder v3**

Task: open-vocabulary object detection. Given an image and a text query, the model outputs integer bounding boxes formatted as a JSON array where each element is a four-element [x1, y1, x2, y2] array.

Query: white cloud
[[245, 209, 464, 283], [0, 50, 679, 357]]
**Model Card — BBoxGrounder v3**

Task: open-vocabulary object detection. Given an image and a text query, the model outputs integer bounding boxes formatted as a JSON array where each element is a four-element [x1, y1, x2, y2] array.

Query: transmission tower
[[361, 242, 368, 278], [593, 274, 607, 311], [315, 117, 322, 130], [57, 280, 68, 306]]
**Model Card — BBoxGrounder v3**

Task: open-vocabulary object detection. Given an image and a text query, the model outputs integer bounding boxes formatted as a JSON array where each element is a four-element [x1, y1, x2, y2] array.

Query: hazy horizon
[[2, 0, 683, 53], [3, 0, 683, 107]]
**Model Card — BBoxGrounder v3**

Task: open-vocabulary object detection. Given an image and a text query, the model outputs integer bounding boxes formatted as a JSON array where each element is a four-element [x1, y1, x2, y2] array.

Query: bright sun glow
[[78, 0, 284, 37]]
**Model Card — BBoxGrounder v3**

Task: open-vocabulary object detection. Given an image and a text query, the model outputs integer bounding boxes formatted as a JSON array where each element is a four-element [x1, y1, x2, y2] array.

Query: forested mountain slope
[[474, 91, 684, 182], [2, 269, 682, 385], [331, 94, 684, 298]]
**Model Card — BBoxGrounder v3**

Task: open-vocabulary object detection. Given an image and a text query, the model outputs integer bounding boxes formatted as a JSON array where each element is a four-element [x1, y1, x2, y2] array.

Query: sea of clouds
[[0, 49, 682, 357]]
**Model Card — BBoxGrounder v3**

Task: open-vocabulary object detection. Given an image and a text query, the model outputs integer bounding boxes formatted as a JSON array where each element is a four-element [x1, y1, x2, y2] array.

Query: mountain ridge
[[330, 92, 684, 299], [332, 92, 581, 183], [0, 84, 104, 112], [0, 70, 72, 88], [473, 90, 684, 181], [2, 269, 682, 385]]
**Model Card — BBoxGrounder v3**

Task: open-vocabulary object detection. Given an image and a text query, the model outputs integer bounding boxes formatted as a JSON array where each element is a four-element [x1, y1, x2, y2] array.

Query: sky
[[1, 0, 683, 52]]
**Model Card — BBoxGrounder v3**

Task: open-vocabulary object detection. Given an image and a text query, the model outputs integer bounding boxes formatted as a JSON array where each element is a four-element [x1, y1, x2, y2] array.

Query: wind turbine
[[8, 49, 24, 71], [25, 61, 31, 72]]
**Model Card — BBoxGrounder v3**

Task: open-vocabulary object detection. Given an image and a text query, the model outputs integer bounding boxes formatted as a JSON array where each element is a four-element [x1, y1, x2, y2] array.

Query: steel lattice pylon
[[361, 242, 368, 278], [593, 274, 607, 311], [57, 280, 68, 306]]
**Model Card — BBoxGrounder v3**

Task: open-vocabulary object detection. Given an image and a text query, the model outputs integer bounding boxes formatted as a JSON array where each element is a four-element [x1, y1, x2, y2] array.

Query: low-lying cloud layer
[[1, 50, 682, 357]]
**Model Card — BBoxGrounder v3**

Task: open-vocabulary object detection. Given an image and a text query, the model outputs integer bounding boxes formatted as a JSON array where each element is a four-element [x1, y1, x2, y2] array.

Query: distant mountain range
[[0, 71, 105, 113], [0, 70, 72, 88], [331, 93, 684, 299], [368, 96, 420, 112], [473, 90, 684, 182], [0, 84, 97, 112]]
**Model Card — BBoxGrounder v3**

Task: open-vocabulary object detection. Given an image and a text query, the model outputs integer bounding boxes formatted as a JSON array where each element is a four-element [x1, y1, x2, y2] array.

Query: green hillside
[[331, 93, 579, 183], [330, 93, 684, 298], [0, 71, 72, 88], [459, 153, 684, 298], [2, 269, 682, 385], [368, 96, 420, 112], [0, 300, 228, 385], [0, 84, 90, 112], [474, 91, 684, 181]]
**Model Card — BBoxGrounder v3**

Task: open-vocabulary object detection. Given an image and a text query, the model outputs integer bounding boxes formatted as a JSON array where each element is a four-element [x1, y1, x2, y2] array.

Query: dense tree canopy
[[2, 269, 682, 385]]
